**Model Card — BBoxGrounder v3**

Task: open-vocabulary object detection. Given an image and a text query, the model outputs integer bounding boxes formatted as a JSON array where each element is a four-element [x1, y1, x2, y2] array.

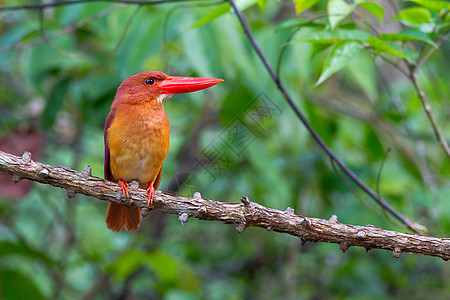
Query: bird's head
[[113, 71, 223, 105]]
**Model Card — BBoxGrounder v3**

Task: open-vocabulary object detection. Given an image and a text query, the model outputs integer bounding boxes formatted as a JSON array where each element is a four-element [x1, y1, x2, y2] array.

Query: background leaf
[[328, 0, 355, 29], [191, 0, 257, 28], [257, 0, 269, 10], [366, 36, 409, 60], [359, 2, 384, 22], [379, 30, 437, 47], [293, 29, 370, 44], [316, 41, 363, 86], [41, 78, 70, 130], [396, 7, 431, 24], [0, 270, 46, 300], [293, 0, 320, 15], [411, 0, 450, 12]]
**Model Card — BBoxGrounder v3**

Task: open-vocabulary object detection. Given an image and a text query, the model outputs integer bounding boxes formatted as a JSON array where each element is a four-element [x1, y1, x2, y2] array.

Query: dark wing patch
[[104, 110, 115, 181]]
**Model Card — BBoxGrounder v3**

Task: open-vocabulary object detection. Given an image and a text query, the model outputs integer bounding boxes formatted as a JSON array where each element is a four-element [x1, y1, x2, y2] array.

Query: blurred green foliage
[[0, 0, 449, 299]]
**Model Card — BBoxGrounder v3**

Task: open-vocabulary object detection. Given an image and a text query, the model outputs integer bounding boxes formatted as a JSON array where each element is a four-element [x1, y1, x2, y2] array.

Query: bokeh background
[[0, 0, 449, 299]]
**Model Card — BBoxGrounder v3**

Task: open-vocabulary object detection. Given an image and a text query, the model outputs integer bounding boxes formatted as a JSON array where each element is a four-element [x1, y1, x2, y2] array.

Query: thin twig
[[0, 5, 121, 54], [83, 5, 142, 78], [408, 67, 450, 159], [351, 11, 381, 35], [226, 0, 425, 233], [0, 0, 201, 12], [416, 32, 450, 72], [330, 158, 381, 217], [276, 14, 328, 78], [416, 10, 449, 67], [375, 148, 391, 199], [38, 7, 87, 60], [374, 148, 403, 228]]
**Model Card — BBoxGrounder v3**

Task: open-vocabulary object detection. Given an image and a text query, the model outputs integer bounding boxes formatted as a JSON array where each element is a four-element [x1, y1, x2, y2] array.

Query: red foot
[[118, 180, 129, 198], [145, 182, 155, 207]]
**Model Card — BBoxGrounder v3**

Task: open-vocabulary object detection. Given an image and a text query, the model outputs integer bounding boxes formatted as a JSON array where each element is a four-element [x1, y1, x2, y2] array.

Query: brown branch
[[408, 67, 450, 160], [0, 150, 448, 260]]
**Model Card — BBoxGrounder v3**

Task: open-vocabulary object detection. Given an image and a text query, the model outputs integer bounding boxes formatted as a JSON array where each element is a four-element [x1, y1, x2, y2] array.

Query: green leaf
[[311, 43, 332, 58], [110, 249, 146, 279], [379, 30, 437, 47], [364, 126, 385, 160], [257, 0, 269, 10], [0, 242, 56, 267], [111, 250, 178, 284], [366, 36, 410, 60], [42, 78, 70, 129], [396, 7, 431, 24], [191, 0, 257, 29], [293, 0, 320, 15], [293, 29, 370, 44], [0, 270, 46, 300], [411, 0, 450, 12], [328, 0, 355, 29], [145, 252, 178, 284], [359, 2, 384, 22], [316, 41, 363, 86], [190, 4, 230, 29]]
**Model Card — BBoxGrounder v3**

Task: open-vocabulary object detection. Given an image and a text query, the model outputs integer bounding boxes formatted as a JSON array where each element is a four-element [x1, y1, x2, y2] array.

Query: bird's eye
[[145, 78, 155, 85]]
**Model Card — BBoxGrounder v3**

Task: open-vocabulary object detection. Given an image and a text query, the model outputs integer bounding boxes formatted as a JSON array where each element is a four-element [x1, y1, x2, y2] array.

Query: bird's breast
[[107, 103, 170, 187]]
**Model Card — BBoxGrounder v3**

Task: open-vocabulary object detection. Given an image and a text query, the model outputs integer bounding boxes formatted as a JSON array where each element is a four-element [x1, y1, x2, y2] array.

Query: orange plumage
[[104, 71, 222, 232]]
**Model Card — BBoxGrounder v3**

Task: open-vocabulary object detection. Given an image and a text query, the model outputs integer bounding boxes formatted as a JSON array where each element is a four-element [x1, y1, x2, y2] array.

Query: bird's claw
[[118, 180, 129, 198], [145, 184, 155, 207]]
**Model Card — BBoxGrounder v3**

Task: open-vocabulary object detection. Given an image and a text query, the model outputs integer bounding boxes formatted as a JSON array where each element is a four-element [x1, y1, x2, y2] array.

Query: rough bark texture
[[0, 150, 448, 260]]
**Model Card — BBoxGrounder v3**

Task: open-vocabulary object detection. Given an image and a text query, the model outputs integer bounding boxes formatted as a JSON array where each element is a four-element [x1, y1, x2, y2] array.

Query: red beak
[[156, 76, 223, 94]]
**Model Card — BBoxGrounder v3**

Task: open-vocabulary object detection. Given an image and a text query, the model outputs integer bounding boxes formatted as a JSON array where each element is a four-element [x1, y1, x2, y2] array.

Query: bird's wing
[[104, 110, 115, 181]]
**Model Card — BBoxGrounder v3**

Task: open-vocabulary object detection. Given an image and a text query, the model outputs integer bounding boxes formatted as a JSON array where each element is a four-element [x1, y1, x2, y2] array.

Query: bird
[[104, 71, 223, 232]]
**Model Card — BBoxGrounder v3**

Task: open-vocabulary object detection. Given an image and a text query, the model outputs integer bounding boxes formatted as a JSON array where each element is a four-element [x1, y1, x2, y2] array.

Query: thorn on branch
[[365, 247, 371, 253], [329, 215, 338, 224], [285, 207, 295, 215], [300, 238, 307, 245], [266, 226, 273, 231], [66, 189, 76, 198], [179, 213, 189, 225], [392, 247, 402, 258], [12, 174, 22, 183], [356, 231, 367, 239], [236, 222, 247, 233], [141, 207, 150, 217], [154, 192, 164, 203], [193, 191, 202, 200], [340, 241, 350, 253], [129, 180, 139, 189], [241, 196, 251, 206], [38, 168, 49, 177], [301, 218, 312, 229], [22, 151, 32, 163], [82, 166, 92, 177]]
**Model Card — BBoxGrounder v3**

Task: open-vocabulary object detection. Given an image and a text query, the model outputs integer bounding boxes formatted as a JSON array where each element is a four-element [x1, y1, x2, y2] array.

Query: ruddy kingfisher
[[104, 71, 223, 232]]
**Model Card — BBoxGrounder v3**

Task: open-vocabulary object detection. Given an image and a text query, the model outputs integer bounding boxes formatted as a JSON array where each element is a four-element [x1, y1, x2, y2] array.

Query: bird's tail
[[105, 202, 141, 232]]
